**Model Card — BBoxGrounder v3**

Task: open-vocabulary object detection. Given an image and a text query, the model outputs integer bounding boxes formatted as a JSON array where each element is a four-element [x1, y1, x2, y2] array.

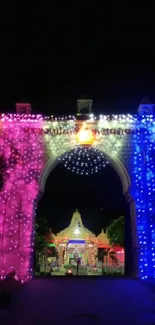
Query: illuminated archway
[[40, 153, 130, 195], [0, 112, 154, 281], [39, 150, 138, 276]]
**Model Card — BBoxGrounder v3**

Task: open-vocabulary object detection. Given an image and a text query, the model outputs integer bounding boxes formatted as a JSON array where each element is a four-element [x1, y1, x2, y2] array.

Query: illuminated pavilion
[[46, 209, 124, 267]]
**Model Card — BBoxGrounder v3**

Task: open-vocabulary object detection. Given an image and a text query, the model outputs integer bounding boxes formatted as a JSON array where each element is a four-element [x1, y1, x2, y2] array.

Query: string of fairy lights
[[0, 113, 155, 281], [58, 146, 110, 175]]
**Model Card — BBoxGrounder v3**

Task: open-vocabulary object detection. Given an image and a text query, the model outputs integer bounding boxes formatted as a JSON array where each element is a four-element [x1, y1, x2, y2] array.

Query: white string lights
[[59, 146, 109, 175], [0, 113, 155, 280]]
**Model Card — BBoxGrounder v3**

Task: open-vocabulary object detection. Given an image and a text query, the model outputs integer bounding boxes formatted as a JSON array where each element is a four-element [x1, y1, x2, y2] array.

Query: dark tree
[[107, 216, 124, 247], [35, 216, 47, 272]]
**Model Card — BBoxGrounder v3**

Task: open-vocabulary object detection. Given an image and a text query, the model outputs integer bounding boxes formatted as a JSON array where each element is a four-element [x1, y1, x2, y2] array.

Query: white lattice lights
[[59, 147, 109, 175]]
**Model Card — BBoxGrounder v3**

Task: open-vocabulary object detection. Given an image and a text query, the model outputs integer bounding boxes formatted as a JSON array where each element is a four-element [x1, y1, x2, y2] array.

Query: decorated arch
[[0, 110, 155, 281]]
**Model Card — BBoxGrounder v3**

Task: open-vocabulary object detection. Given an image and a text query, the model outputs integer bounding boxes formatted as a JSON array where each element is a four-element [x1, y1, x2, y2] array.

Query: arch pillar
[[124, 192, 140, 277]]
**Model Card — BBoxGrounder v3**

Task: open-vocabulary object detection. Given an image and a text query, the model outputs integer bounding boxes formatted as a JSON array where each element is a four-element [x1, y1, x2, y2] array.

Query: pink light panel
[[0, 116, 45, 282]]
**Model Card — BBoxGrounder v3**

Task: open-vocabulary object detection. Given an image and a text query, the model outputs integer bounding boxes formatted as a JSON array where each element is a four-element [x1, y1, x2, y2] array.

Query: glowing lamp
[[76, 128, 95, 146], [74, 228, 80, 235]]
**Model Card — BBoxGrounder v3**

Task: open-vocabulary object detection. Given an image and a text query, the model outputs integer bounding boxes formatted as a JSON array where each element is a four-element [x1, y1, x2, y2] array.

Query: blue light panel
[[68, 240, 86, 244], [131, 115, 155, 279]]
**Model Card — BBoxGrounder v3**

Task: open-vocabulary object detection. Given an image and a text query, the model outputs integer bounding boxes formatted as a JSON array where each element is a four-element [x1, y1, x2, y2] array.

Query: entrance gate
[[0, 102, 155, 281]]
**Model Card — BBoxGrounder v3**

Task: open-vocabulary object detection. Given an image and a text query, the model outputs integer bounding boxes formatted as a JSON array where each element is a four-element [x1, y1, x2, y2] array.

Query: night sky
[[1, 4, 155, 232], [36, 163, 126, 235], [1, 3, 155, 114]]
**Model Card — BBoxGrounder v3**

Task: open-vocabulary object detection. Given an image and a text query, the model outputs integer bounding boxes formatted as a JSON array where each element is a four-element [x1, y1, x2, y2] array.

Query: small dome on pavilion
[[71, 209, 83, 226], [73, 209, 81, 218], [97, 229, 109, 245]]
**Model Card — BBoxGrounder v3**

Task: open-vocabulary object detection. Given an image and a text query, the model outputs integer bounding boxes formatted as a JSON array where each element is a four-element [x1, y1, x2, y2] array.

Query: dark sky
[[1, 3, 155, 114], [37, 163, 126, 235], [1, 4, 154, 232]]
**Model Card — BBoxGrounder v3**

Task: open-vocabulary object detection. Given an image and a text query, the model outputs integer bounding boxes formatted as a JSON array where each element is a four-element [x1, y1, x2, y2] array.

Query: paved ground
[[1, 278, 155, 324]]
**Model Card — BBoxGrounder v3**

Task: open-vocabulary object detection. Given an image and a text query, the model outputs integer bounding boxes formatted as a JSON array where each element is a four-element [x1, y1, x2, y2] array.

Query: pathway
[[1, 278, 155, 324]]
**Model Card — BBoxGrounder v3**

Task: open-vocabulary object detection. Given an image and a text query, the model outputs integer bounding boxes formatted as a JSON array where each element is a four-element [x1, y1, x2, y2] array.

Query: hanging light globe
[[58, 146, 109, 175]]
